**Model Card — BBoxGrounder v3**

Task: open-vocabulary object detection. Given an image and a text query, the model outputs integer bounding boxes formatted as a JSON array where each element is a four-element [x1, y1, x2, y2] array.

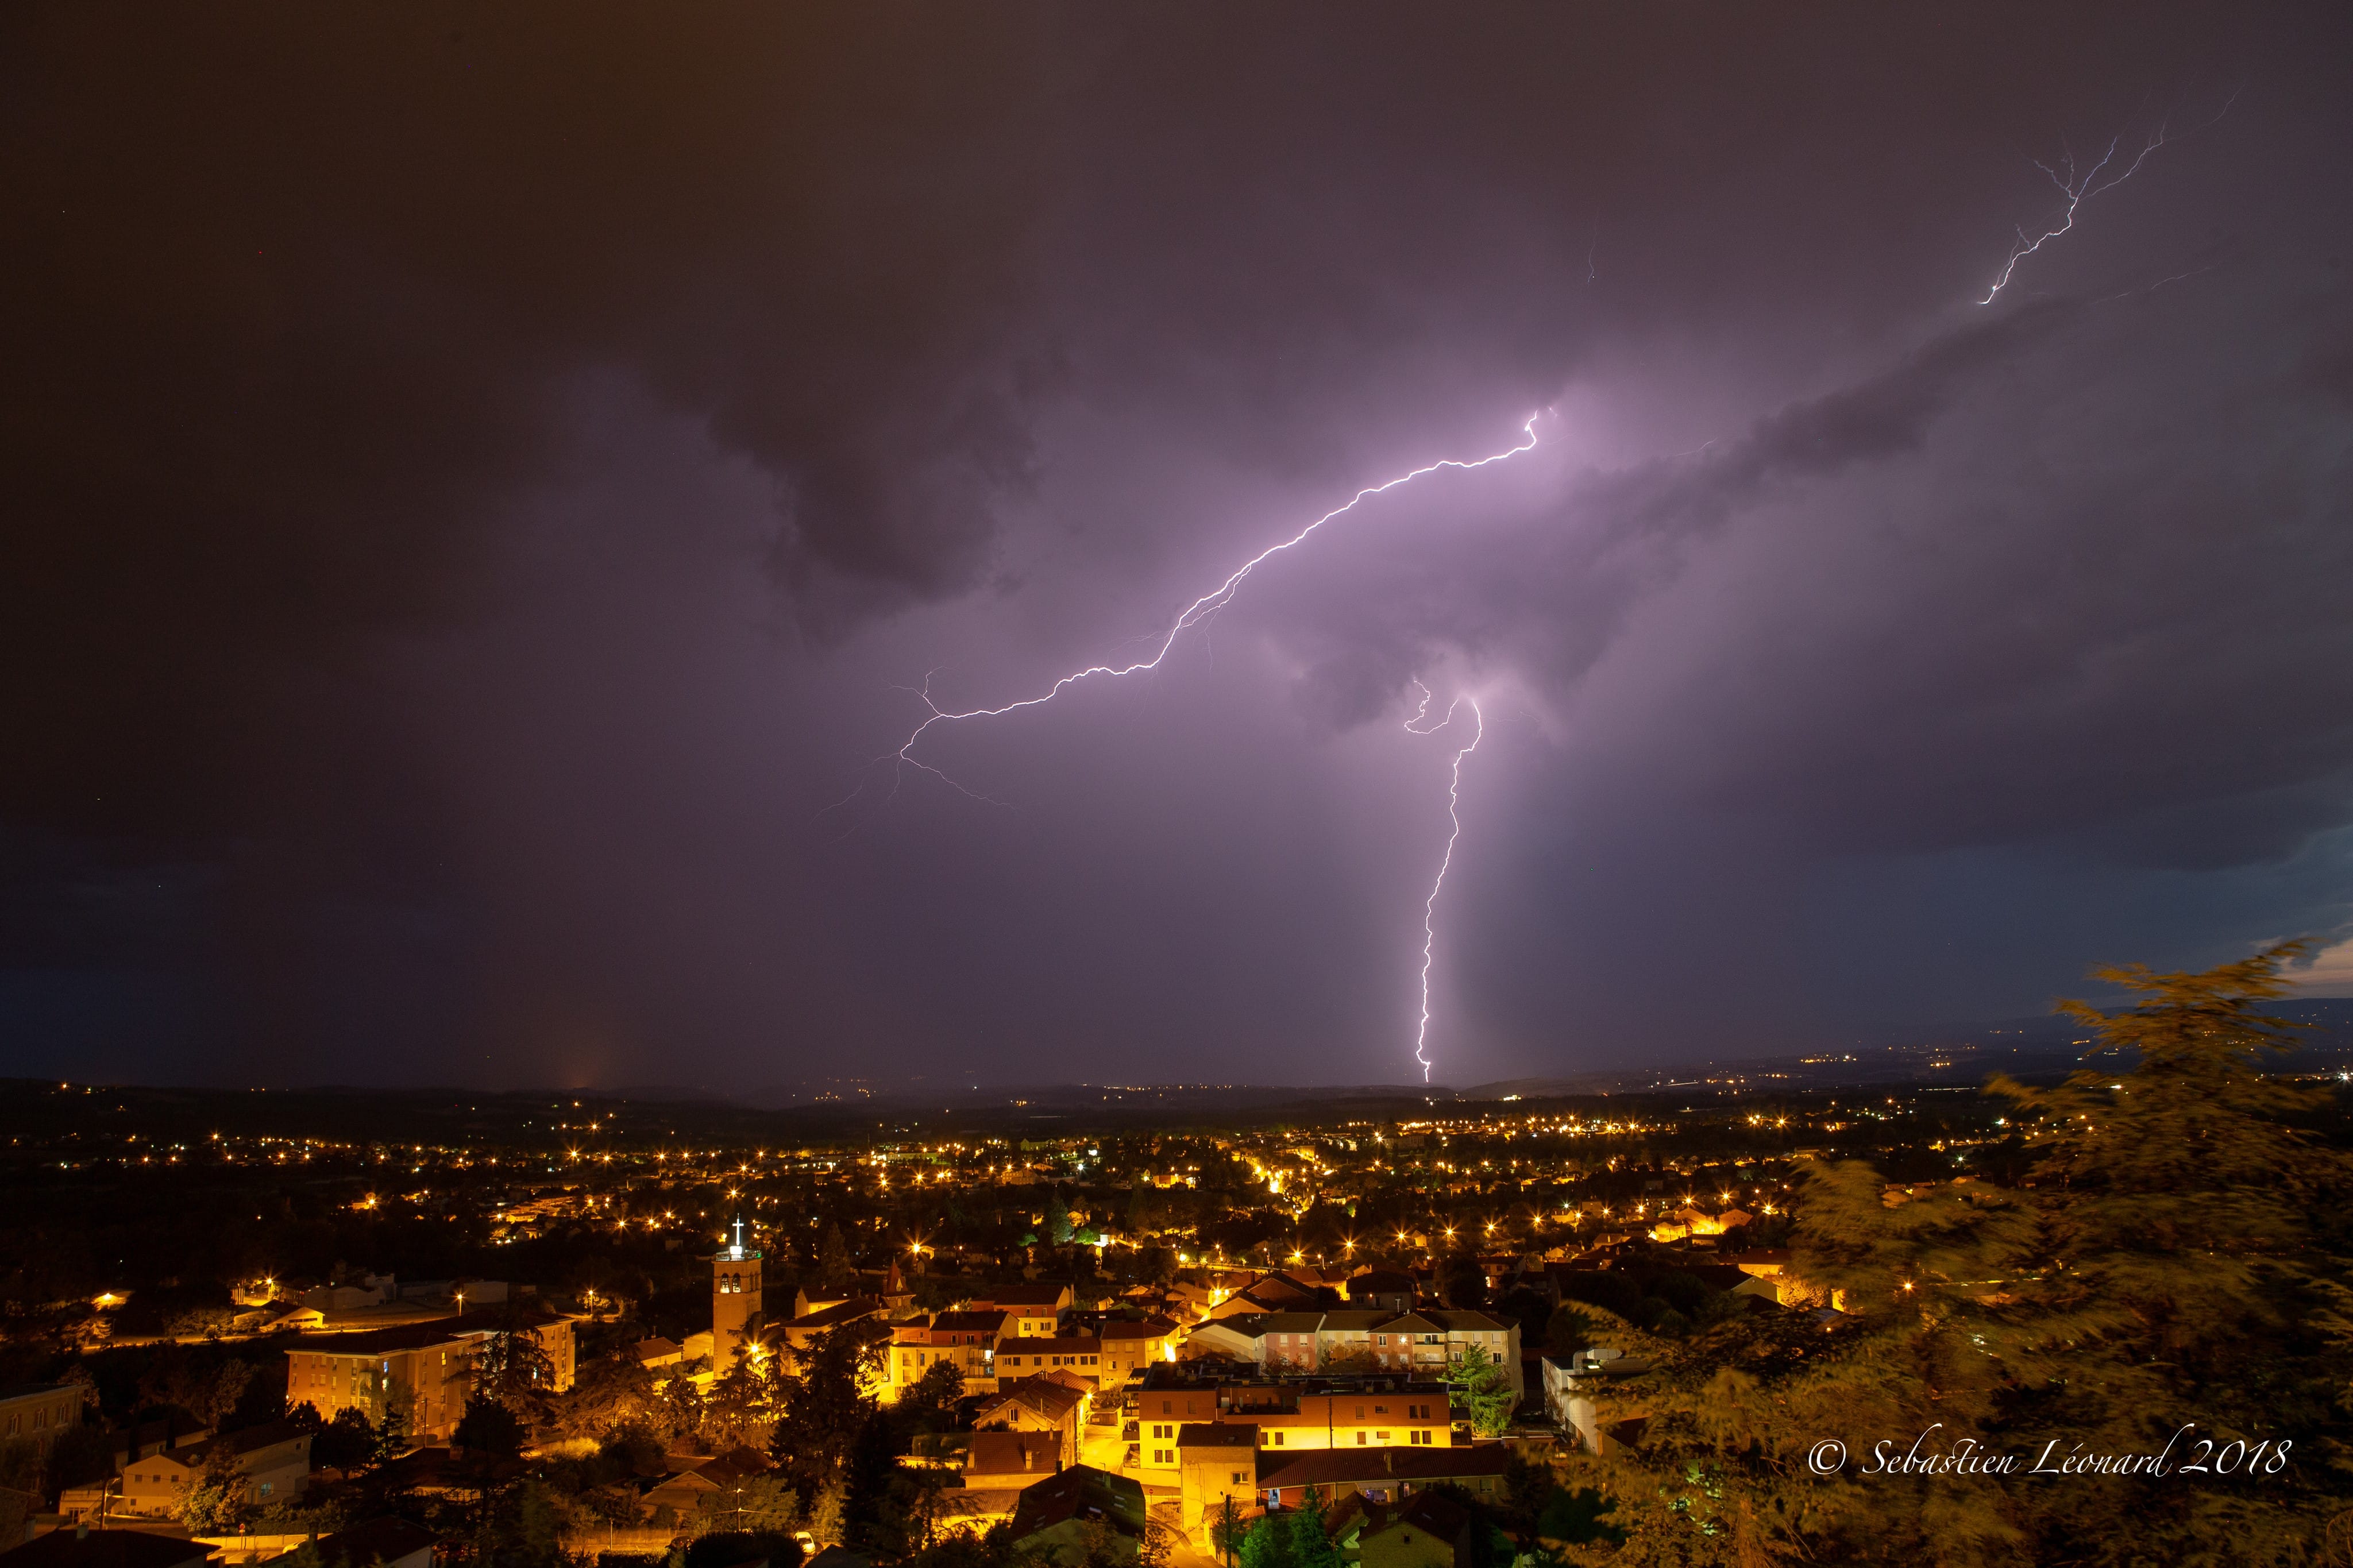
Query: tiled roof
[[1257, 1442, 1511, 1490]]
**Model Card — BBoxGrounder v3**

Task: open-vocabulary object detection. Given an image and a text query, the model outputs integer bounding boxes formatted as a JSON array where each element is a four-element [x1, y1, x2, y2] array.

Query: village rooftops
[[975, 1283, 1074, 1308], [1008, 1464, 1145, 1542], [784, 1297, 885, 1331], [977, 1376, 1087, 1426], [287, 1304, 568, 1355], [310, 1518, 439, 1568], [966, 1432, 1063, 1481], [1177, 1423, 1259, 1449], [1255, 1441, 1511, 1492], [1096, 1316, 1178, 1340]]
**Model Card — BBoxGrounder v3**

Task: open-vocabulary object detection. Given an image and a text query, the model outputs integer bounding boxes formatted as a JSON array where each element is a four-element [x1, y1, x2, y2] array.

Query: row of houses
[[942, 1432, 1517, 1552], [1184, 1310, 1521, 1394]]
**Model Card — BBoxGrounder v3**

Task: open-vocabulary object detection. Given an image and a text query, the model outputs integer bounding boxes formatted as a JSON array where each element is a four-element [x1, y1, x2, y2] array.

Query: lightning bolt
[[1980, 91, 2238, 305], [885, 414, 1540, 772], [1405, 688, 1482, 1084], [870, 415, 1541, 1082]]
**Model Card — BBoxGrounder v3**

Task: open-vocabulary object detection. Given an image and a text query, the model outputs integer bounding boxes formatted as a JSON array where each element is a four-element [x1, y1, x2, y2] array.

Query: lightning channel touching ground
[[1980, 92, 2238, 305], [1405, 689, 1482, 1084], [876, 416, 1540, 1081]]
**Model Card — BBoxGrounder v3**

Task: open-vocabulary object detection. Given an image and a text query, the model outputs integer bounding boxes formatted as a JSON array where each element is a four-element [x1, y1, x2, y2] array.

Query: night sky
[[5, 4, 2351, 1090]]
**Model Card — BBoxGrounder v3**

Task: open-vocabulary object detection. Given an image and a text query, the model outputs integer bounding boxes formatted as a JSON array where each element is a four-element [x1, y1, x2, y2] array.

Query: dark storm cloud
[[3, 2, 2350, 1083]]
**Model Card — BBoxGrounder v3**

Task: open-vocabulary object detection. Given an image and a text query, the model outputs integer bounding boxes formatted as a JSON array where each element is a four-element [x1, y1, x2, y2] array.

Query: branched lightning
[[884, 414, 1540, 776], [1404, 688, 1482, 1084], [868, 415, 1542, 1081], [1980, 90, 2238, 305]]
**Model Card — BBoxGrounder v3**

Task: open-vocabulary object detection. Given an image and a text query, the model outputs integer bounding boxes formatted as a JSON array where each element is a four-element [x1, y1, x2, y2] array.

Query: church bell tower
[[711, 1216, 763, 1377]]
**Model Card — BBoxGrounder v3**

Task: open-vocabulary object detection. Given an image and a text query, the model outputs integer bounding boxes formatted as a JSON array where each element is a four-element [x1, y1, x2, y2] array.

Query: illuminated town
[[0, 1069, 2096, 1563]]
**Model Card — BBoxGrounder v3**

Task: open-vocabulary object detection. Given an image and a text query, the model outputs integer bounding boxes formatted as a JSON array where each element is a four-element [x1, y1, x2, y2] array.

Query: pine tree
[[1576, 944, 2353, 1566], [1287, 1485, 1340, 1568], [818, 1221, 853, 1292]]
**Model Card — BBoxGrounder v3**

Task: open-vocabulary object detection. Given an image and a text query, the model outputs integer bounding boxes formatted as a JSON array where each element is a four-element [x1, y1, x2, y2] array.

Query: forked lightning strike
[[1405, 688, 1483, 1084], [888, 415, 1539, 772], [1981, 92, 2237, 304], [878, 415, 1542, 1080]]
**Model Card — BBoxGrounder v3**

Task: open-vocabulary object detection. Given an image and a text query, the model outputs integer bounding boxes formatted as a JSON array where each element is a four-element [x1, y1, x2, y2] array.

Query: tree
[[1542, 1304, 1596, 1359], [817, 1223, 854, 1293], [1237, 1511, 1294, 1568], [453, 1397, 526, 1461], [312, 1407, 375, 1472], [369, 1384, 412, 1467], [551, 1349, 655, 1439], [177, 1446, 250, 1534], [1444, 1343, 1515, 1436], [1441, 1254, 1488, 1310], [0, 1437, 42, 1499], [1075, 1516, 1131, 1568], [894, 1357, 965, 1432], [137, 1346, 257, 1427], [805, 1477, 847, 1548], [46, 1422, 111, 1492], [770, 1321, 887, 1493], [473, 1312, 557, 1420], [1047, 1193, 1074, 1247], [1287, 1485, 1339, 1568], [1586, 944, 2353, 1565], [1211, 1495, 1248, 1567]]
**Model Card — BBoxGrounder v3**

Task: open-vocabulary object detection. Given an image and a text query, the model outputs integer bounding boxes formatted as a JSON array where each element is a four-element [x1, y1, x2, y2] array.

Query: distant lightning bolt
[[866, 415, 1540, 1082], [1980, 91, 2238, 305], [1405, 688, 1482, 1084], [884, 414, 1540, 778]]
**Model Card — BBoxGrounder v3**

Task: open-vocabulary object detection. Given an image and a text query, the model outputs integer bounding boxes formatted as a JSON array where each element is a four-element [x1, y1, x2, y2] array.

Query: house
[[1346, 1273, 1417, 1315], [310, 1517, 439, 1568], [1181, 1318, 1265, 1364], [1252, 1314, 1328, 1374], [1254, 1442, 1512, 1511], [989, 1337, 1105, 1387], [964, 1432, 1063, 1489], [1238, 1392, 1456, 1453], [1348, 1489, 1476, 1568], [1132, 1385, 1218, 1478], [0, 1387, 83, 1452], [1315, 1311, 1387, 1370], [1094, 1316, 1178, 1384], [1008, 1465, 1146, 1567], [639, 1453, 772, 1527], [1539, 1351, 1650, 1455], [973, 1377, 1087, 1470], [0, 1529, 212, 1568], [972, 1284, 1073, 1341], [890, 1310, 1010, 1397], [106, 1416, 210, 1477], [635, 1337, 685, 1370], [1175, 1423, 1257, 1532], [119, 1420, 311, 1517], [778, 1299, 887, 1378], [1359, 1312, 1522, 1397]]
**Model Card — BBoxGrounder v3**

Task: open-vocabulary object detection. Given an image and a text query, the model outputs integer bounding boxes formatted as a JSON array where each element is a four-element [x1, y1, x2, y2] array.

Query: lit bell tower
[[711, 1216, 762, 1377]]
